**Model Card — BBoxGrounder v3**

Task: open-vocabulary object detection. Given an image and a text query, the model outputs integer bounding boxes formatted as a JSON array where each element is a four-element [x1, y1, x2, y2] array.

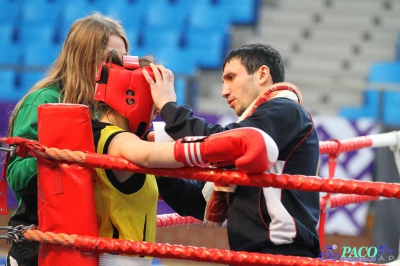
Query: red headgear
[[95, 55, 155, 139]]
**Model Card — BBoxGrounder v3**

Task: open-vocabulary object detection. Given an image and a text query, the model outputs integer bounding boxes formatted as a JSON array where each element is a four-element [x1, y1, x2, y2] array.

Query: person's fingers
[[145, 63, 175, 85], [157, 64, 167, 71], [157, 64, 174, 83], [156, 64, 168, 82], [150, 63, 162, 82], [147, 131, 155, 142], [142, 69, 154, 84], [166, 69, 174, 83]]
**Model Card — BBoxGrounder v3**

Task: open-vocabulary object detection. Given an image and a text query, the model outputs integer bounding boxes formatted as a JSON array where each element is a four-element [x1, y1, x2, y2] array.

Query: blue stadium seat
[[216, 0, 261, 25], [368, 62, 400, 84], [172, 0, 211, 11], [18, 71, 46, 95], [0, 70, 18, 101], [125, 27, 142, 51], [0, 70, 17, 92], [0, 24, 16, 45], [151, 47, 198, 77], [186, 1, 232, 34], [0, 0, 20, 25], [174, 76, 187, 106], [61, 0, 146, 39], [110, 12, 144, 33], [143, 0, 188, 32], [102, 0, 146, 30], [22, 43, 60, 68], [19, 0, 61, 27], [174, 76, 193, 105], [339, 89, 380, 120], [0, 43, 23, 66], [60, 1, 97, 35], [84, 0, 109, 15], [141, 28, 183, 51], [382, 91, 400, 126], [183, 29, 229, 69], [16, 24, 58, 45], [94, 0, 146, 8], [183, 1, 232, 69], [357, 61, 400, 124]]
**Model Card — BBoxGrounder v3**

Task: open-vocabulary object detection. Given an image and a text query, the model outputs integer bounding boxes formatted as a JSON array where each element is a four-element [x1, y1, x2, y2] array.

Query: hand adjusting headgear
[[95, 55, 155, 139]]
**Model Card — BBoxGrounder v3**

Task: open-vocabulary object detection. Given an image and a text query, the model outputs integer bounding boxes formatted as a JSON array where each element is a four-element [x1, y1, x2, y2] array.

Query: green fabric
[[7, 85, 62, 194]]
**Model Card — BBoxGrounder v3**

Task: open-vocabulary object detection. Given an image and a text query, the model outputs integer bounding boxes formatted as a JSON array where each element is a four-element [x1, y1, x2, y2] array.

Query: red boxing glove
[[174, 127, 278, 173]]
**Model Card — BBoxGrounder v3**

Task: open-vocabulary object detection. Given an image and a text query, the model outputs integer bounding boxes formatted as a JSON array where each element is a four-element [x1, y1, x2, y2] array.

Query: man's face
[[221, 58, 261, 116]]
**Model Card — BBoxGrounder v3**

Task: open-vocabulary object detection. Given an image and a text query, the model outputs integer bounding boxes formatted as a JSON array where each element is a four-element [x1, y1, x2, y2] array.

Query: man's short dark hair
[[223, 43, 285, 83]]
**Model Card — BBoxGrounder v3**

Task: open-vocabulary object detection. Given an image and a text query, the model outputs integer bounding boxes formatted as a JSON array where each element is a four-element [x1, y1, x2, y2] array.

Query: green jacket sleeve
[[7, 103, 40, 193], [6, 86, 61, 193]]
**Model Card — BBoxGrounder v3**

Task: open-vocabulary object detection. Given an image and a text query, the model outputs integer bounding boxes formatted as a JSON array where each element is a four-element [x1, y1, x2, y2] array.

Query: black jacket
[[157, 98, 321, 257]]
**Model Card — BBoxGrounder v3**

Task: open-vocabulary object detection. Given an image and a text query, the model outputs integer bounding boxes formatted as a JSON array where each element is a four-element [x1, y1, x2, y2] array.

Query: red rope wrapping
[[157, 194, 381, 229], [319, 137, 373, 154], [22, 228, 383, 266], [157, 213, 202, 227], [84, 154, 400, 199], [2, 137, 400, 199], [318, 194, 380, 249], [0, 136, 395, 265], [79, 152, 400, 199], [23, 230, 76, 245], [72, 234, 377, 266], [320, 194, 380, 210]]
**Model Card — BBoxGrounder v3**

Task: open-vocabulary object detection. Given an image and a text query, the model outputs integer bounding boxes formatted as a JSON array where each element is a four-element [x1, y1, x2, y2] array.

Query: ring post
[[37, 103, 98, 266]]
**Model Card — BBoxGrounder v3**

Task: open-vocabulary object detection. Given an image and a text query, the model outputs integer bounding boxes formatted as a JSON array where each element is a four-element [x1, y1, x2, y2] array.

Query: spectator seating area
[[229, 0, 400, 126], [340, 61, 400, 126], [0, 0, 261, 103]]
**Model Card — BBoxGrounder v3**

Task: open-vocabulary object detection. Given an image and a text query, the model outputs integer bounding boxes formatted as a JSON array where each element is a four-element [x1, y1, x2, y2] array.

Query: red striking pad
[[37, 103, 98, 266]]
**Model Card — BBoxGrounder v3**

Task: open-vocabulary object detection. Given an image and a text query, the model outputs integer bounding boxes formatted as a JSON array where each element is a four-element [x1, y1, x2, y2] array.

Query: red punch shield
[[37, 104, 98, 266]]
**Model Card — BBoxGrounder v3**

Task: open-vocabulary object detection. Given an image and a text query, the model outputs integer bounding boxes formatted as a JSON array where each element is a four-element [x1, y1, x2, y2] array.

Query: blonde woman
[[5, 13, 129, 266]]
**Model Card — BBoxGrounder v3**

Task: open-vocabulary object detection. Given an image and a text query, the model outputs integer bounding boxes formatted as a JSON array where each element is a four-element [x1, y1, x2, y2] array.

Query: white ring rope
[[368, 131, 400, 148]]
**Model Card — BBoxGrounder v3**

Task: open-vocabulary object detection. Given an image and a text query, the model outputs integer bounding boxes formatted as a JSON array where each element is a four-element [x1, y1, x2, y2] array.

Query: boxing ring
[[1, 103, 400, 265]]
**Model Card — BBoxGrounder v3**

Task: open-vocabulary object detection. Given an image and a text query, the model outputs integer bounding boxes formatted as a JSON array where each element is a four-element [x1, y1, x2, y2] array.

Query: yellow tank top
[[93, 123, 158, 242]]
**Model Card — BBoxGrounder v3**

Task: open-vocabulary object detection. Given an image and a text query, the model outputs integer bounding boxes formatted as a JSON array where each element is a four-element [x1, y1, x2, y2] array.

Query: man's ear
[[258, 65, 271, 85]]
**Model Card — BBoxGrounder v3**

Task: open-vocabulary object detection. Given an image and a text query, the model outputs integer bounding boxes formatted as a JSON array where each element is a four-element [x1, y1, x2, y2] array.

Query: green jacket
[[7, 84, 62, 228]]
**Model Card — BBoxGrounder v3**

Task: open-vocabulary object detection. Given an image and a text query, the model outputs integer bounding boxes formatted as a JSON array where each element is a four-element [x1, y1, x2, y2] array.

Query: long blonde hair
[[7, 12, 129, 136]]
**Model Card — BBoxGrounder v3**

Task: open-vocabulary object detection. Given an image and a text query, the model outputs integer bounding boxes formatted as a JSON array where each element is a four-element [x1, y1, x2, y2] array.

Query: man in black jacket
[[143, 43, 321, 257]]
